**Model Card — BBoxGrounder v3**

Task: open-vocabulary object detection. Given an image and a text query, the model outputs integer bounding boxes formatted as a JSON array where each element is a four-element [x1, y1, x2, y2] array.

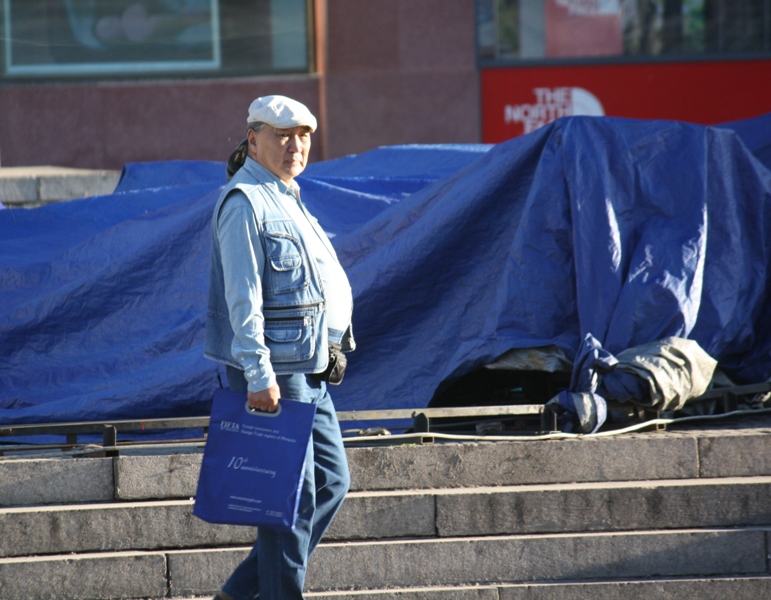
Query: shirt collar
[[241, 156, 296, 197]]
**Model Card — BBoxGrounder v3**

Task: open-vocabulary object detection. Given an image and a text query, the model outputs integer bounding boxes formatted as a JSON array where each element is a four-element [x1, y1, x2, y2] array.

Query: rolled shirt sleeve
[[216, 191, 277, 393]]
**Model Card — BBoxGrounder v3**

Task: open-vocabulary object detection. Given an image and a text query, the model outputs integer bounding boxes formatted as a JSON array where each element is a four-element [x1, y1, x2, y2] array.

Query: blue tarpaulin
[[1, 115, 770, 425]]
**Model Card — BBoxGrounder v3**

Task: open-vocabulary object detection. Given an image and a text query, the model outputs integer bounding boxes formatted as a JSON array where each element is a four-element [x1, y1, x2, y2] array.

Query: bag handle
[[244, 400, 284, 418]]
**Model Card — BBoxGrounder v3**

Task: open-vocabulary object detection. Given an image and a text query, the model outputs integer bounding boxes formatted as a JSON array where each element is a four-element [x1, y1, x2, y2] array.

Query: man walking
[[204, 95, 354, 599]]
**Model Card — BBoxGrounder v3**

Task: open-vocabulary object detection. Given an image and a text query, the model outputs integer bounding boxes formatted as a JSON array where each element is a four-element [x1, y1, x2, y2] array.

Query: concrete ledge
[[0, 458, 113, 507], [0, 551, 167, 600], [0, 176, 36, 204], [0, 166, 120, 207]]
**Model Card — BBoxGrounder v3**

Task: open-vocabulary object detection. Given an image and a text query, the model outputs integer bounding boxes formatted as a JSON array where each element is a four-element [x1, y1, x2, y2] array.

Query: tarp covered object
[[716, 111, 771, 171], [1, 116, 770, 425], [0, 147, 487, 423]]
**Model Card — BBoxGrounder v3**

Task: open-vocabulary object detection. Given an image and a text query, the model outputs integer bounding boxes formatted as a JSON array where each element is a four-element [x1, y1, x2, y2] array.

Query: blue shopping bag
[[194, 388, 317, 531]]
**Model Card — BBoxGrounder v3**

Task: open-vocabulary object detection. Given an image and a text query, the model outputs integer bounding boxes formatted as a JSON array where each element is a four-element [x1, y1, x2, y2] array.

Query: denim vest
[[205, 162, 354, 375]]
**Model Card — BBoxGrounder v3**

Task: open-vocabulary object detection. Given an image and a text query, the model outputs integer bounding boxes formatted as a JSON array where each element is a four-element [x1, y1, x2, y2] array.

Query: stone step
[[118, 577, 771, 600], [170, 576, 771, 600], [4, 425, 771, 507], [1, 529, 767, 600], [0, 456, 114, 507], [429, 476, 771, 537], [271, 529, 771, 592], [308, 577, 771, 600], [146, 427, 771, 496], [3, 477, 771, 558], [0, 500, 255, 559], [0, 550, 168, 600]]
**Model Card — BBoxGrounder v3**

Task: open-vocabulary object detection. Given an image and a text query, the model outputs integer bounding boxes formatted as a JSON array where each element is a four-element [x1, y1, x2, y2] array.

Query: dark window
[[1, 0, 312, 80], [477, 0, 771, 63]]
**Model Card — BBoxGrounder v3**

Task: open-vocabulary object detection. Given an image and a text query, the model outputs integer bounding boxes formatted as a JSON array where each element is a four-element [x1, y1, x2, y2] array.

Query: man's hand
[[247, 384, 281, 412]]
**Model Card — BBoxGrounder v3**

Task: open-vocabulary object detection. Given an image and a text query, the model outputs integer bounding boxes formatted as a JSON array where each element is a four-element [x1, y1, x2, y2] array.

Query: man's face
[[248, 125, 312, 182]]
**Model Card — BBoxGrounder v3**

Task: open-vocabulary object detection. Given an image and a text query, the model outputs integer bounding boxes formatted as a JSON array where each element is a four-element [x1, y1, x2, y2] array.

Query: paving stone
[[0, 458, 113, 507], [115, 454, 202, 500], [168, 548, 248, 597], [0, 551, 167, 600], [326, 492, 436, 540], [435, 477, 771, 536], [699, 433, 771, 478]]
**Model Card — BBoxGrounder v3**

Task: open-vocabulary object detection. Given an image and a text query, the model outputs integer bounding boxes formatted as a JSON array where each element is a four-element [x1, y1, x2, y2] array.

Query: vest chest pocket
[[264, 317, 315, 362], [264, 232, 308, 295]]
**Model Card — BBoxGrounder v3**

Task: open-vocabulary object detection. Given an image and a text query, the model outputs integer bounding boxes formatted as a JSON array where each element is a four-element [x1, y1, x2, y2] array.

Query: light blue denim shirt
[[205, 157, 354, 393], [282, 184, 353, 336]]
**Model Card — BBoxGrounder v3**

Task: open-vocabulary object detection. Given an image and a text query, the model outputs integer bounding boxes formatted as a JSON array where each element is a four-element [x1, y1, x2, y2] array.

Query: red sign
[[481, 60, 771, 143]]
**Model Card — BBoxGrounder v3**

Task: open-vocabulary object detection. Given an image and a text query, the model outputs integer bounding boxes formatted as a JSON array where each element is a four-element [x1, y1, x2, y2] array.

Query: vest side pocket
[[264, 315, 316, 362]]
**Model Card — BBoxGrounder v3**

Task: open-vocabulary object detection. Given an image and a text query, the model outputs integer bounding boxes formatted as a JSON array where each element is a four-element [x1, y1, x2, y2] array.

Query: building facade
[[0, 0, 479, 168], [1, 0, 768, 169]]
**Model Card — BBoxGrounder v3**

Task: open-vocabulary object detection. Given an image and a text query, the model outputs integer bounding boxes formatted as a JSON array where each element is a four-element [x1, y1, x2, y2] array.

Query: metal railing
[[1, 381, 768, 458]]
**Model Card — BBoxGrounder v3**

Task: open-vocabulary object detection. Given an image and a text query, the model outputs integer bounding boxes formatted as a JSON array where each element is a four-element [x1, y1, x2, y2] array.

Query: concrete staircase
[[2, 417, 771, 599]]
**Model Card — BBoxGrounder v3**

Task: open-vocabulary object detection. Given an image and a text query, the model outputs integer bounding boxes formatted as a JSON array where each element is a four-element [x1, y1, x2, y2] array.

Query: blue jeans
[[222, 367, 350, 600]]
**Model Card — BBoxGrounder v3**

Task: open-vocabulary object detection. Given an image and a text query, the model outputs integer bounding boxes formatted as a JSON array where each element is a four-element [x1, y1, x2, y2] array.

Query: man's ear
[[246, 129, 259, 159]]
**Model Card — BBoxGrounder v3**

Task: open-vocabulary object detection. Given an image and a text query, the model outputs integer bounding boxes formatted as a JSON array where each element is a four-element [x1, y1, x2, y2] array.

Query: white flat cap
[[247, 95, 317, 132]]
